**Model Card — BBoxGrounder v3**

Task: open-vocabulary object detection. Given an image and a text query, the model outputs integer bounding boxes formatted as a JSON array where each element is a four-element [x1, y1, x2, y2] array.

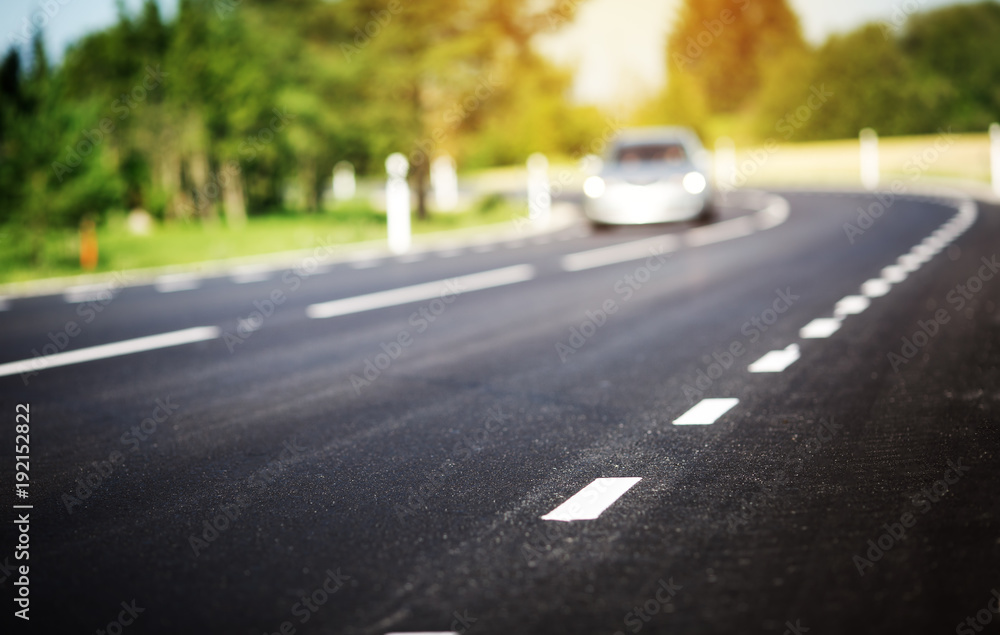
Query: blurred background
[[1, 0, 998, 283]]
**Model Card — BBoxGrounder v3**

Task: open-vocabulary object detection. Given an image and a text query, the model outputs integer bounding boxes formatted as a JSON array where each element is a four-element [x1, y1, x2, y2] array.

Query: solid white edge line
[[0, 326, 220, 378], [672, 397, 740, 425], [306, 265, 536, 319], [540, 477, 642, 522]]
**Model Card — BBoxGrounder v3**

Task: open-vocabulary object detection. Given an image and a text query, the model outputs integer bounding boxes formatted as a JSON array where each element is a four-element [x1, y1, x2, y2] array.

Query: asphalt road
[[1, 188, 998, 634]]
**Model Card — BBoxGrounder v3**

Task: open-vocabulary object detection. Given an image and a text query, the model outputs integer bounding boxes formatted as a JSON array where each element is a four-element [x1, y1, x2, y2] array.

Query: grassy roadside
[[0, 197, 525, 285], [466, 132, 995, 191], [732, 132, 993, 187], [3, 131, 992, 285]]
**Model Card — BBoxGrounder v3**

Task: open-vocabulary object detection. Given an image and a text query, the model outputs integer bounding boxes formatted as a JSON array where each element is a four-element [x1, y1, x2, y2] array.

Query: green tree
[[0, 38, 123, 264], [0, 0, 604, 250], [902, 1, 1000, 131], [755, 24, 953, 140], [666, 0, 805, 116], [343, 0, 586, 218]]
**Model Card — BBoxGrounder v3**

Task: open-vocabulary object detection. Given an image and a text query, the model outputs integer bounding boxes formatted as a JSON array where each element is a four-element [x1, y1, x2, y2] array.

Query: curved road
[[1, 188, 998, 634]]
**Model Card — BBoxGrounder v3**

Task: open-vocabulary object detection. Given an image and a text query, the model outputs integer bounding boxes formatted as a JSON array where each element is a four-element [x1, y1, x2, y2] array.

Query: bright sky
[[0, 0, 978, 109]]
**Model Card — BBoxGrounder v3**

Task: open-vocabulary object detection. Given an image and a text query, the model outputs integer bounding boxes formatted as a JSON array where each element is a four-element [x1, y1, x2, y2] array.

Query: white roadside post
[[860, 128, 879, 190], [333, 161, 356, 201], [527, 152, 551, 227], [714, 136, 736, 197], [385, 153, 411, 254], [431, 154, 459, 212], [990, 123, 1000, 197]]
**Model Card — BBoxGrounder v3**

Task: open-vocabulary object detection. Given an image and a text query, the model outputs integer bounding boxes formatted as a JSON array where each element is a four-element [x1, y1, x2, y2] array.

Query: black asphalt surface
[[1, 189, 998, 634]]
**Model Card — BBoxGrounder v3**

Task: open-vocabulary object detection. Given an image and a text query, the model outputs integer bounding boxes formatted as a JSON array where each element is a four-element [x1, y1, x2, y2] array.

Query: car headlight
[[682, 172, 707, 194], [583, 176, 606, 199]]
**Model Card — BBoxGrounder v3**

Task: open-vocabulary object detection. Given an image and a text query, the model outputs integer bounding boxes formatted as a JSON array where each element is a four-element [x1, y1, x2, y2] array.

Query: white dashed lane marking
[[231, 272, 271, 284], [834, 295, 870, 317], [861, 278, 891, 298], [0, 326, 220, 378], [748, 344, 800, 373], [155, 274, 202, 293], [753, 197, 976, 361], [897, 253, 923, 273], [541, 477, 642, 522], [306, 265, 535, 319], [881, 265, 907, 283], [230, 266, 274, 284], [560, 235, 679, 272], [63, 283, 116, 304], [800, 318, 842, 339], [685, 215, 756, 247], [672, 398, 740, 425], [560, 194, 789, 272], [348, 260, 381, 269]]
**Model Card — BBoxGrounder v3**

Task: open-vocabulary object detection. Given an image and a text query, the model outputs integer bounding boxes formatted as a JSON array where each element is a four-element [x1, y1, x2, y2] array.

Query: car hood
[[601, 163, 694, 186]]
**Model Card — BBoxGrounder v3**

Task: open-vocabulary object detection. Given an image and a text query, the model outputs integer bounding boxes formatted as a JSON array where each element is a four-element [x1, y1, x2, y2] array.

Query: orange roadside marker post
[[80, 218, 98, 270]]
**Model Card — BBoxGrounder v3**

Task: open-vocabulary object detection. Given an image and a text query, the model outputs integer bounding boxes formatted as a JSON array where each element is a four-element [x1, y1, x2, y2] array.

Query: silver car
[[582, 127, 715, 227]]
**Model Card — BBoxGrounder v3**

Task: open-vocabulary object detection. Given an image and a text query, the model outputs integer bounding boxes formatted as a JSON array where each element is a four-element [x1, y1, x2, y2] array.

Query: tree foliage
[[901, 1, 1000, 131], [0, 0, 599, 241], [643, 0, 1000, 143], [666, 0, 805, 115]]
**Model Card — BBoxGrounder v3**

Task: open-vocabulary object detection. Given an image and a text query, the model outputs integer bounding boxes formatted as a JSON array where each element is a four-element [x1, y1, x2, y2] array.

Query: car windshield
[[616, 142, 688, 166]]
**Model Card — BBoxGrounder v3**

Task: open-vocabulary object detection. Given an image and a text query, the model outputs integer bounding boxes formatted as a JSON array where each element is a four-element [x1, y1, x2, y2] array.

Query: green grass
[[11, 130, 983, 285], [0, 197, 525, 284]]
